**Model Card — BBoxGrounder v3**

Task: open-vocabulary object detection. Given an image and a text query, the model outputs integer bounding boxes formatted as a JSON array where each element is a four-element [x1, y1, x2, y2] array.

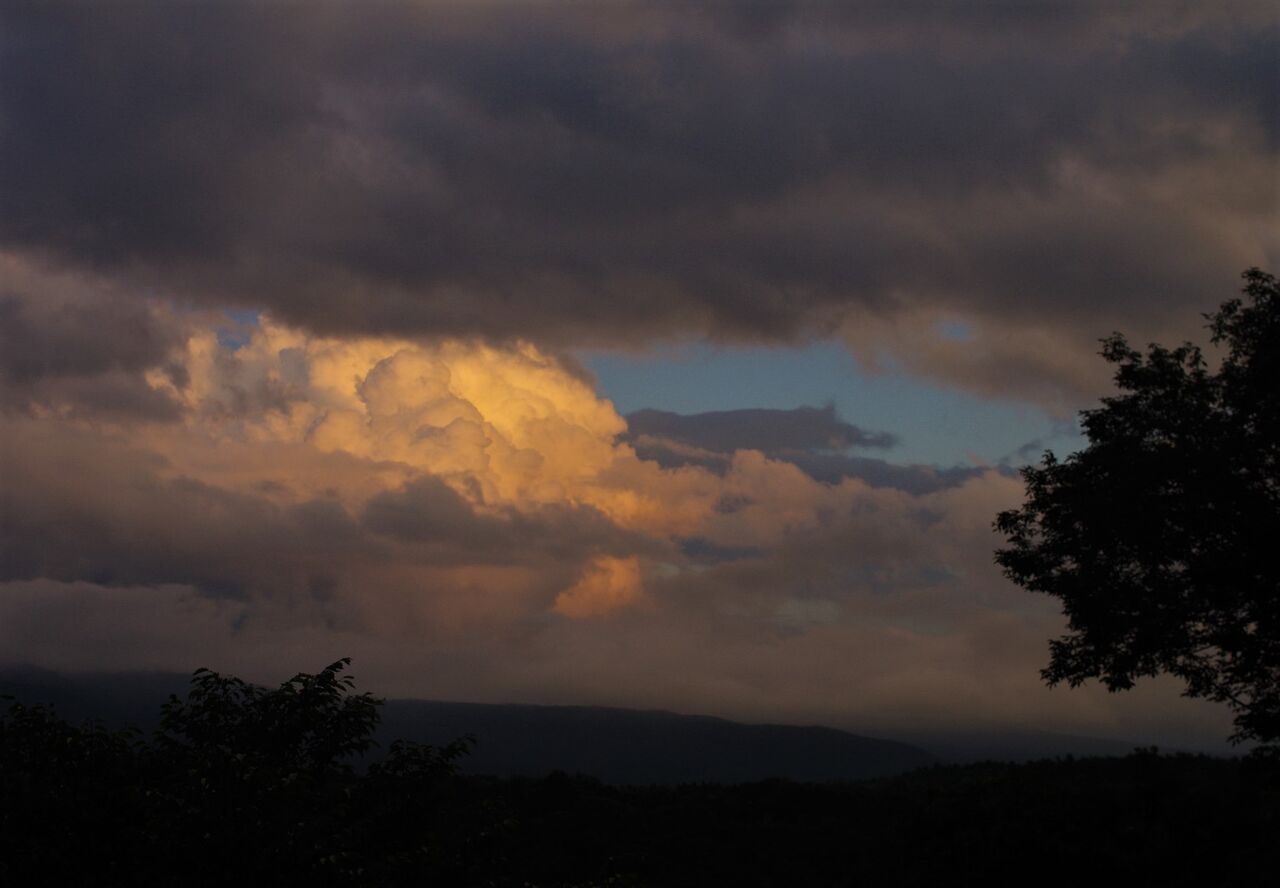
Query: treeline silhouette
[[3, 661, 1276, 886]]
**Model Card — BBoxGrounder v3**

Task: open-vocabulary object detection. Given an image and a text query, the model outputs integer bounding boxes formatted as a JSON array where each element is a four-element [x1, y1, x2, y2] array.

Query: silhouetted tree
[[1, 659, 477, 886], [156, 657, 381, 776], [995, 269, 1279, 746]]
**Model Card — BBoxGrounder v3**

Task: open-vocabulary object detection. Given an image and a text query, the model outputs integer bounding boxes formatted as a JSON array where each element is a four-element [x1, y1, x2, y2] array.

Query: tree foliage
[[995, 268, 1279, 745], [0, 659, 478, 886], [156, 658, 381, 778]]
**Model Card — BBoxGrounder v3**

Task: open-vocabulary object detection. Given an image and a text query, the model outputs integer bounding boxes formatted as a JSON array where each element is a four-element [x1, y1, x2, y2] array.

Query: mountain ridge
[[1, 665, 1193, 781]]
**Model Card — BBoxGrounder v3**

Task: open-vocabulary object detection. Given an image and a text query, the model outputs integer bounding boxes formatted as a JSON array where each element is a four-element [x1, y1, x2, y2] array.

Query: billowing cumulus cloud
[[553, 555, 645, 618], [1, 317, 690, 629], [0, 311, 1237, 745], [0, 2, 1274, 406]]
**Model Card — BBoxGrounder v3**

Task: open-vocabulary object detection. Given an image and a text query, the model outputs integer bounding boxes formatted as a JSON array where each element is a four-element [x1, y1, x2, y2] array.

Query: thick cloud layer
[[0, 312, 1239, 743], [1, 2, 1275, 406], [0, 256, 188, 419]]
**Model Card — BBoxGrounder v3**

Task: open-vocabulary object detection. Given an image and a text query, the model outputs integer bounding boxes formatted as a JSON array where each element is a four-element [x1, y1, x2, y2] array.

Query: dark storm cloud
[[0, 259, 186, 419], [626, 405, 896, 454], [780, 454, 996, 494], [0, 295, 163, 385], [1, 1, 1275, 401], [624, 404, 986, 492], [0, 430, 363, 597]]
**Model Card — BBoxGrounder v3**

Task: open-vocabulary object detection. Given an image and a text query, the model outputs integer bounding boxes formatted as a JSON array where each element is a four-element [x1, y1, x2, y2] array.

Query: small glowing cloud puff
[[554, 556, 645, 618]]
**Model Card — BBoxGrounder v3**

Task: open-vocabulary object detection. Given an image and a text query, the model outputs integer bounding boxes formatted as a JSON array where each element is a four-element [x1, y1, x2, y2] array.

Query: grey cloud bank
[[1, 1, 1275, 406], [624, 404, 994, 493]]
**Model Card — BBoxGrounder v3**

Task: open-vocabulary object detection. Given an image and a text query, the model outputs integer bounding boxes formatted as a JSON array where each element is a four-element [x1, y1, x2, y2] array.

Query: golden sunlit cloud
[[125, 316, 1034, 621], [150, 318, 716, 534], [553, 555, 645, 618], [3, 311, 1044, 634]]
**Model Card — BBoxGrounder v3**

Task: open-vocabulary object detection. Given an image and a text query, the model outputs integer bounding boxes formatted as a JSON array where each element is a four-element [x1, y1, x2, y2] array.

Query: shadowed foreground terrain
[[3, 663, 1276, 886]]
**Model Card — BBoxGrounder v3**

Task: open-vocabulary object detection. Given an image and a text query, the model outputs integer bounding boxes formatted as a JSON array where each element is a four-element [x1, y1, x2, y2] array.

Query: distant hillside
[[0, 666, 932, 781], [7, 665, 1196, 776], [0, 665, 189, 731], [901, 728, 1147, 763], [376, 699, 933, 782]]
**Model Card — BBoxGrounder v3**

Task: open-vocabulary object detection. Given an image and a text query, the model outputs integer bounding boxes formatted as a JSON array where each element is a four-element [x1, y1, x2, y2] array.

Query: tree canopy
[[995, 268, 1279, 746], [1, 659, 477, 885]]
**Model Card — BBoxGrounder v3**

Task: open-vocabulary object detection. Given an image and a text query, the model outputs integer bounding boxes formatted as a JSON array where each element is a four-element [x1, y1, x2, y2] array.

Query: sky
[[1, 1, 1276, 751]]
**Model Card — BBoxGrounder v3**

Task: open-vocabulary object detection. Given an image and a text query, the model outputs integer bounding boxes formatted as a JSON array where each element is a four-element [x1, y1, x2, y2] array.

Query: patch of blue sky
[[216, 308, 261, 350], [934, 318, 977, 342], [579, 340, 1085, 468]]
